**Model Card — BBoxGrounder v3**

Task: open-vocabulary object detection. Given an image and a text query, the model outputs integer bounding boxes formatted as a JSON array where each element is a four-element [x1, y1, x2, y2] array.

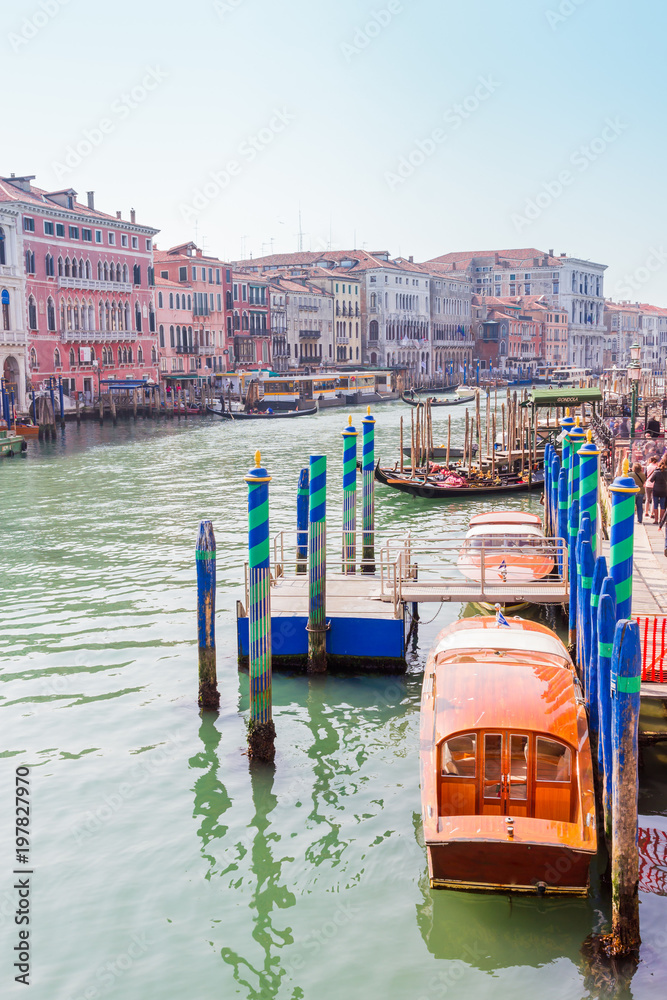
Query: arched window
[[159, 324, 164, 347], [1, 289, 10, 331], [85, 259, 92, 279], [135, 302, 142, 332], [127, 346, 133, 363], [151, 345, 157, 364], [44, 296, 55, 332], [169, 325, 175, 347], [45, 253, 54, 277], [69, 348, 75, 366], [74, 300, 80, 330], [149, 306, 155, 332], [122, 264, 129, 283], [105, 301, 111, 331], [72, 257, 78, 278], [103, 262, 109, 281], [88, 302, 94, 331], [176, 325, 181, 346], [28, 296, 37, 330], [64, 256, 71, 277], [0, 227, 5, 266], [124, 302, 131, 331], [369, 320, 379, 341], [176, 294, 180, 309], [169, 293, 174, 309], [137, 345, 143, 364], [116, 264, 121, 283], [97, 261, 103, 280], [54, 348, 61, 369], [187, 295, 191, 310], [158, 291, 163, 308], [30, 347, 37, 369]]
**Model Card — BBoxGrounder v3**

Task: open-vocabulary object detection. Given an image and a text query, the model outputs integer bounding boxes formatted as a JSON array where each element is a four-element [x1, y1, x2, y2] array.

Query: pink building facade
[[230, 270, 271, 367], [0, 174, 158, 402]]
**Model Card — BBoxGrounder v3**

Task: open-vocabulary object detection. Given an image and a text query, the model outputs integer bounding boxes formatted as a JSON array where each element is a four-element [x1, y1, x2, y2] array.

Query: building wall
[[231, 271, 271, 367], [0, 206, 28, 409]]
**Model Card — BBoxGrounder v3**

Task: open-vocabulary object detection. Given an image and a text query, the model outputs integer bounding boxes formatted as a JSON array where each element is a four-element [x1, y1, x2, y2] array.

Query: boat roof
[[432, 658, 579, 748], [465, 523, 544, 538], [524, 388, 602, 408], [433, 623, 570, 663], [469, 511, 542, 527]]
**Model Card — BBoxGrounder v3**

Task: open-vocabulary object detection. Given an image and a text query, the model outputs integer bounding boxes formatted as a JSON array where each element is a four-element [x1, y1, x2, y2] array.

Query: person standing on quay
[[646, 454, 659, 521], [648, 457, 667, 528], [632, 463, 646, 523]]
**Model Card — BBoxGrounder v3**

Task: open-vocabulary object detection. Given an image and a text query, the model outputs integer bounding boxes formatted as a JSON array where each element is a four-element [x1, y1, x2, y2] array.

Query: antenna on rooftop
[[297, 204, 304, 252]]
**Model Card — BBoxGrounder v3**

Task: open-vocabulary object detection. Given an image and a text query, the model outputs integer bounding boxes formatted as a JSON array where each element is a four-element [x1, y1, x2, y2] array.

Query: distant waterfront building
[[472, 296, 543, 376], [269, 276, 333, 368], [0, 173, 159, 403], [230, 271, 271, 368], [269, 286, 288, 371], [424, 248, 607, 371], [0, 203, 28, 410], [603, 300, 667, 373]]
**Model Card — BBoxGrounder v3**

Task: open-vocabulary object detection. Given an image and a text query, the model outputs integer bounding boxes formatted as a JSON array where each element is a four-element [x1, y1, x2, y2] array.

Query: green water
[[1, 404, 666, 1000]]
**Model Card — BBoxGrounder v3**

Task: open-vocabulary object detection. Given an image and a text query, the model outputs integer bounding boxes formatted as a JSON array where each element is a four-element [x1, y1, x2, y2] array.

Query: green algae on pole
[[196, 519, 220, 711], [245, 451, 275, 760], [308, 454, 327, 674], [341, 415, 358, 574], [361, 406, 376, 574]]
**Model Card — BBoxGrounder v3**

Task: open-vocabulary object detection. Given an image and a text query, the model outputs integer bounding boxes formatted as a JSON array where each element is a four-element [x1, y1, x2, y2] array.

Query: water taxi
[[420, 615, 597, 895]]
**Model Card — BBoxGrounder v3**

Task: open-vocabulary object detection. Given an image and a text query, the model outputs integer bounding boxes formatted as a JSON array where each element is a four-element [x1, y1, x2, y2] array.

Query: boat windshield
[[468, 534, 548, 549]]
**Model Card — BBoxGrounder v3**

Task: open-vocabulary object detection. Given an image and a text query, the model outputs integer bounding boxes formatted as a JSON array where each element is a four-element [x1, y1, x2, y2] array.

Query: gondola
[[374, 461, 544, 498], [413, 383, 460, 395], [401, 392, 476, 408], [206, 404, 318, 420]]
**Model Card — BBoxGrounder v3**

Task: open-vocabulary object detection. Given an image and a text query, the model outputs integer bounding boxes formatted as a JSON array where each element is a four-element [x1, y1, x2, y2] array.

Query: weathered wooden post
[[196, 519, 220, 710], [296, 467, 309, 575], [58, 377, 65, 429], [598, 576, 617, 844], [49, 377, 56, 427], [609, 459, 639, 621], [557, 467, 568, 578], [75, 393, 81, 426], [341, 415, 358, 574], [133, 387, 138, 420], [110, 389, 117, 426], [579, 430, 600, 554], [361, 406, 376, 574], [245, 451, 275, 760], [604, 618, 642, 956], [307, 454, 327, 674]]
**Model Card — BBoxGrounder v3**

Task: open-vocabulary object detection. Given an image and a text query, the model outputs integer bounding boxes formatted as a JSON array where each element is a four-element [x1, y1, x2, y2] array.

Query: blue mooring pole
[[579, 536, 594, 699], [608, 618, 641, 956], [598, 576, 617, 845], [589, 554, 608, 757], [296, 467, 309, 574], [544, 443, 552, 533], [568, 497, 579, 650], [609, 459, 639, 621], [196, 519, 219, 710], [557, 467, 568, 579]]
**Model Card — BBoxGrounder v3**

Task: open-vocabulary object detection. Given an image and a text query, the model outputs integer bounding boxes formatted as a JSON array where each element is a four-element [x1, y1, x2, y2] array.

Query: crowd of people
[[632, 457, 667, 550]]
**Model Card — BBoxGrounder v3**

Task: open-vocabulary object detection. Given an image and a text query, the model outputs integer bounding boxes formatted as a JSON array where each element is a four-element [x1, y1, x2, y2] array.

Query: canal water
[[1, 402, 666, 1000]]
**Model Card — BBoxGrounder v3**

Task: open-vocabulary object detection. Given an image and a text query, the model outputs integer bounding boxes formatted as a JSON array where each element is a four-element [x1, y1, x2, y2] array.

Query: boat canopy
[[469, 511, 542, 527], [465, 523, 544, 539], [433, 626, 571, 663], [432, 659, 579, 748], [522, 388, 602, 408]]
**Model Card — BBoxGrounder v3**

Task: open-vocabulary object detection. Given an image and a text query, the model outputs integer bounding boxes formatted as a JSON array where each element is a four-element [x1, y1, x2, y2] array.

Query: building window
[[25, 250, 35, 274], [69, 348, 75, 366], [108, 232, 116, 245], [82, 228, 92, 242], [1, 289, 9, 330], [54, 348, 61, 368], [159, 324, 165, 347], [95, 230, 102, 243], [54, 223, 65, 238], [69, 226, 79, 239], [45, 253, 54, 277], [121, 234, 128, 248], [145, 239, 151, 251], [179, 266, 187, 282], [43, 220, 54, 236], [135, 302, 142, 332], [23, 217, 35, 232], [133, 264, 141, 285], [47, 297, 56, 331]]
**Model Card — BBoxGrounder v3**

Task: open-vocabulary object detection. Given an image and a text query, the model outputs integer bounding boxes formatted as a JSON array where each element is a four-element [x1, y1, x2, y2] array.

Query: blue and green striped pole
[[308, 454, 327, 674], [196, 519, 219, 710], [568, 496, 579, 650], [578, 430, 600, 554], [609, 618, 641, 956], [560, 411, 575, 478], [342, 415, 358, 574], [550, 454, 560, 541], [578, 528, 594, 694], [589, 554, 608, 755], [557, 467, 568, 578], [361, 407, 376, 574], [245, 450, 275, 759], [598, 575, 617, 844], [609, 459, 639, 621], [544, 443, 552, 533], [296, 467, 309, 574]]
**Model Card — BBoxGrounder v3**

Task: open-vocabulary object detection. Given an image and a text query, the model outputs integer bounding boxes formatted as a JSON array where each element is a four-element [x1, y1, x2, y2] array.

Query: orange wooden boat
[[458, 511, 555, 586], [420, 615, 597, 895], [14, 421, 39, 438]]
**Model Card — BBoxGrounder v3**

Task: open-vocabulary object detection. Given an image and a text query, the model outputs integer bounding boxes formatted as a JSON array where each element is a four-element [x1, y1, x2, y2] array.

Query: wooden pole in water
[[410, 408, 415, 477], [491, 413, 496, 479], [399, 416, 404, 473], [245, 452, 275, 759], [308, 454, 327, 672], [75, 393, 81, 426], [485, 389, 490, 463], [361, 407, 376, 572], [605, 618, 642, 956], [296, 467, 309, 574], [446, 413, 451, 468], [464, 408, 469, 470], [133, 387, 138, 420], [475, 391, 481, 471], [110, 390, 117, 426], [501, 403, 506, 453], [341, 415, 358, 575], [196, 519, 220, 710]]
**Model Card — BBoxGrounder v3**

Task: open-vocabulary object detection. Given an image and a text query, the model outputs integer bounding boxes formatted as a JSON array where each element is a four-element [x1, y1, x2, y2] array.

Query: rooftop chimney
[[87, 191, 95, 209], [408, 255, 413, 263], [130, 208, 136, 224], [116, 210, 121, 219], [548, 248, 554, 257]]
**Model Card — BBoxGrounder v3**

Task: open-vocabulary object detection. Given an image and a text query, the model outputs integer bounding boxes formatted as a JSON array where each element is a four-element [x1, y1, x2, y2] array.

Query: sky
[[5, 0, 667, 304]]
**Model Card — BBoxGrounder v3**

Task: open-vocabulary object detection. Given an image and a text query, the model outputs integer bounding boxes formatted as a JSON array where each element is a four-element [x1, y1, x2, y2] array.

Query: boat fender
[[536, 881, 547, 896], [21, 440, 27, 452]]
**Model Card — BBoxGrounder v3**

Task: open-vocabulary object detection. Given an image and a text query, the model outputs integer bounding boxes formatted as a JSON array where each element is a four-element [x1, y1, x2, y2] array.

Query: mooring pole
[[196, 519, 220, 711], [609, 459, 639, 621], [58, 377, 65, 428], [578, 430, 601, 554], [543, 442, 552, 533], [598, 576, 617, 845], [296, 467, 309, 575], [560, 411, 575, 477], [341, 415, 358, 574], [550, 453, 560, 542], [568, 497, 579, 651], [557, 467, 568, 578], [589, 554, 608, 755], [307, 454, 327, 674], [361, 406, 376, 574], [607, 618, 642, 956], [245, 451, 275, 760], [579, 533, 595, 698], [49, 377, 56, 426]]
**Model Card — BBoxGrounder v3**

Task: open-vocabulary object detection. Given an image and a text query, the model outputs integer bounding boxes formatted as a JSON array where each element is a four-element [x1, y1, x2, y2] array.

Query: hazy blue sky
[[5, 0, 666, 302]]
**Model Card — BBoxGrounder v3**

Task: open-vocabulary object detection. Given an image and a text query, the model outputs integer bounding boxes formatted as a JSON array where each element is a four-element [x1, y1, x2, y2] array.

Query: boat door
[[481, 732, 529, 817]]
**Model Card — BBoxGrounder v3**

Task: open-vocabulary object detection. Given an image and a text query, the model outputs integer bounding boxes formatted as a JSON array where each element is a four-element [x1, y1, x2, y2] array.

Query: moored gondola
[[207, 404, 318, 420], [374, 461, 544, 498], [401, 392, 476, 408]]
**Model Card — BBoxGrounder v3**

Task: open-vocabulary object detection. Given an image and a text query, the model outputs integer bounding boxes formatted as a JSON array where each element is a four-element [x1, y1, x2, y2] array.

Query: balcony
[[176, 344, 199, 355], [0, 264, 20, 279], [0, 329, 27, 345], [60, 328, 137, 342], [198, 343, 215, 355], [299, 330, 321, 339], [58, 275, 133, 294]]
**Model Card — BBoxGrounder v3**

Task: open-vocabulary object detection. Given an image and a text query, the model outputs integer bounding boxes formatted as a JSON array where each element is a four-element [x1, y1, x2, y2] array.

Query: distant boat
[[420, 615, 597, 894], [374, 462, 544, 498], [401, 392, 475, 408], [413, 383, 460, 395], [207, 404, 318, 420]]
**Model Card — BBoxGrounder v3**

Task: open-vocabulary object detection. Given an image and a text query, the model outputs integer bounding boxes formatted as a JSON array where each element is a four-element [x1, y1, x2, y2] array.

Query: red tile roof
[[0, 176, 158, 231]]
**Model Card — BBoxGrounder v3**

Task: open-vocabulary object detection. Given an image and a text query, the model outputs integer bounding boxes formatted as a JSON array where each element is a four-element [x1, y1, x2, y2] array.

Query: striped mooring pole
[[588, 554, 608, 753], [608, 618, 642, 956], [196, 519, 220, 711], [296, 467, 309, 574], [609, 458, 639, 621], [568, 497, 579, 650], [577, 524, 594, 689], [550, 454, 560, 543], [578, 430, 600, 554], [543, 443, 552, 533], [308, 454, 327, 674], [597, 575, 617, 845], [341, 415, 358, 574], [557, 467, 568, 578], [560, 411, 575, 478], [361, 407, 376, 574], [245, 451, 275, 760]]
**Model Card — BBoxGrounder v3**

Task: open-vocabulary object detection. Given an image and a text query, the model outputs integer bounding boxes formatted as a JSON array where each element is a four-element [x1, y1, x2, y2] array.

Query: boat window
[[441, 734, 476, 777], [484, 734, 502, 797], [509, 734, 528, 800], [536, 738, 571, 782]]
